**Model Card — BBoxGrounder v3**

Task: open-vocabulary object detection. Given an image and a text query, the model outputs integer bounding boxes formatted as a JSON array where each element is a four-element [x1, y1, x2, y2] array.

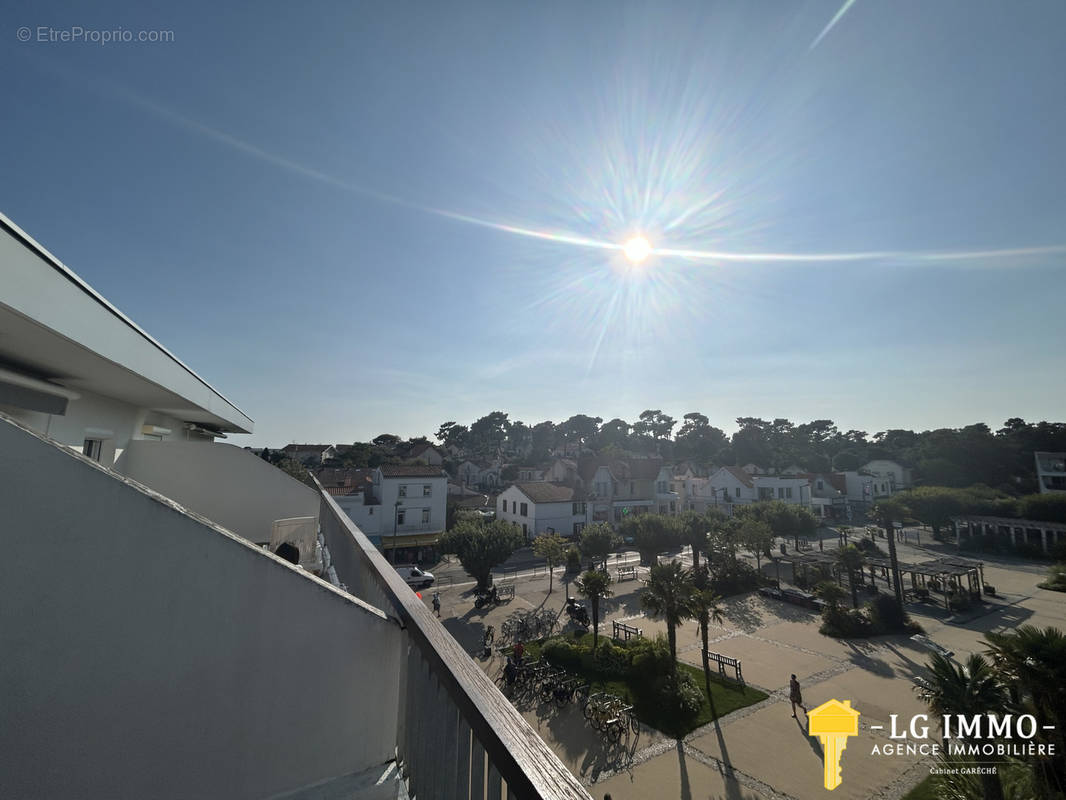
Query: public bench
[[703, 649, 744, 683], [612, 620, 643, 642]]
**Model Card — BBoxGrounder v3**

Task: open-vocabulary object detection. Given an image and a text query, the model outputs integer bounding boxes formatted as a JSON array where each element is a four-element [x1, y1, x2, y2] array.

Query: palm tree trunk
[[692, 546, 700, 572], [849, 569, 858, 608], [667, 622, 678, 681], [592, 598, 599, 651], [700, 611, 711, 696], [884, 520, 904, 608]]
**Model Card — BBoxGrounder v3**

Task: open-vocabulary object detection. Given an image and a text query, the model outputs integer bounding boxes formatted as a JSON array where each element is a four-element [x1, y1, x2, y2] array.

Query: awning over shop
[[381, 532, 442, 550]]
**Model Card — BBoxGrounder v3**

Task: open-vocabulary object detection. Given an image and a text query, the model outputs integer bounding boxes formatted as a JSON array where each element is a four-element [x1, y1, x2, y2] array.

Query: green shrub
[[710, 560, 764, 596], [1039, 563, 1066, 592], [652, 672, 702, 717], [565, 546, 582, 572], [542, 636, 582, 670], [592, 639, 629, 678], [820, 606, 872, 637], [630, 634, 672, 678], [856, 538, 887, 557]]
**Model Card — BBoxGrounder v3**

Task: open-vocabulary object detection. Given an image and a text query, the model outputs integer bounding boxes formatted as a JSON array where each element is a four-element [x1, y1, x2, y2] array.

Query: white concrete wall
[[527, 501, 588, 537], [496, 485, 527, 529], [335, 493, 383, 537], [0, 413, 400, 799], [0, 384, 204, 466], [115, 439, 320, 545]]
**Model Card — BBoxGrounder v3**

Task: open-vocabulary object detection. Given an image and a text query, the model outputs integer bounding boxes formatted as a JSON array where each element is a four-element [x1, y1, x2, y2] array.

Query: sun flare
[[623, 235, 652, 264]]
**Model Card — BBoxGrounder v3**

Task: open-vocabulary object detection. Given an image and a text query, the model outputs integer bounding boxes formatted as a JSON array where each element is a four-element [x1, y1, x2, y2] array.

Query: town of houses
[[263, 438, 910, 561]]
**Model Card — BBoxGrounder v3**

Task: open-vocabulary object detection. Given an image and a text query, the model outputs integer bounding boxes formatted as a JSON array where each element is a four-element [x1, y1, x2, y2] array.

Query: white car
[[395, 564, 435, 590]]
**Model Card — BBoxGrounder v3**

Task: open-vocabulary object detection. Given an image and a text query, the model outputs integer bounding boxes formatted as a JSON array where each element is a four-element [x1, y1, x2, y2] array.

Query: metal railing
[[316, 480, 592, 800]]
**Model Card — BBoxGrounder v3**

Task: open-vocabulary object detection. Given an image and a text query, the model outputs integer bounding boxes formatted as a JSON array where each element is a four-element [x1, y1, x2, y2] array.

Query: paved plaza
[[426, 539, 1065, 800]]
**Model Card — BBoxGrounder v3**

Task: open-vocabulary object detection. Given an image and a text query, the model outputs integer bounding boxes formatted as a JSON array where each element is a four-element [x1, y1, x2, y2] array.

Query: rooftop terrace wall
[[0, 413, 399, 799]]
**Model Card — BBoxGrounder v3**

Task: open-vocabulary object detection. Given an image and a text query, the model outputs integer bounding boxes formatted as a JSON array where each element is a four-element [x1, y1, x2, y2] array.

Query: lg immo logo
[[808, 699, 860, 791], [869, 713, 1057, 758]]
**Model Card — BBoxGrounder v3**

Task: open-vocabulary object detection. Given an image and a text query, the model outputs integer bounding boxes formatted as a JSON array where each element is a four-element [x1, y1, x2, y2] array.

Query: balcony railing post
[[487, 762, 502, 800], [470, 738, 486, 800], [440, 687, 460, 800], [456, 716, 471, 800]]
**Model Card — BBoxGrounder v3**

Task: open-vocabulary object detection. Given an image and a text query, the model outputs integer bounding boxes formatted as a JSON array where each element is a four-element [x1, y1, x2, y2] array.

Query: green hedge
[[524, 632, 766, 737]]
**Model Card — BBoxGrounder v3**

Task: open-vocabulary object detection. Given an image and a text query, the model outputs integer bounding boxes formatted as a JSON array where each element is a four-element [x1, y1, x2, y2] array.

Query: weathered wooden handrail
[[317, 481, 591, 800]]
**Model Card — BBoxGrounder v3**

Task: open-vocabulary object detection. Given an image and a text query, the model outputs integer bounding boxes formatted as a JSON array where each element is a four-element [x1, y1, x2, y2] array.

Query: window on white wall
[[398, 485, 407, 498], [397, 510, 406, 525], [520, 503, 528, 516], [423, 485, 431, 496], [82, 439, 103, 462], [421, 509, 430, 524]]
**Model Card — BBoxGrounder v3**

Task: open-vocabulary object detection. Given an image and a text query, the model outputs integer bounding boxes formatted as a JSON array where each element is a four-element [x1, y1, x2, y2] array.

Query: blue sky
[[3, 0, 1065, 446]]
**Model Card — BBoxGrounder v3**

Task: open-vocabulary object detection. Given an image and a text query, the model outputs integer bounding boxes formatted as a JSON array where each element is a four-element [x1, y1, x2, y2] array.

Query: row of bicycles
[[502, 656, 637, 743], [499, 608, 557, 643]]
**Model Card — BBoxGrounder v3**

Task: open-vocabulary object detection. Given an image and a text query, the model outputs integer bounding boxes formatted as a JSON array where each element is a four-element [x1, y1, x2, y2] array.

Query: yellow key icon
[[807, 699, 860, 790]]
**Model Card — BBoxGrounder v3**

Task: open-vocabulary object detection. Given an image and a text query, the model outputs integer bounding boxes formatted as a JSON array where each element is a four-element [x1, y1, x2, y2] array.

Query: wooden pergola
[[772, 551, 984, 612]]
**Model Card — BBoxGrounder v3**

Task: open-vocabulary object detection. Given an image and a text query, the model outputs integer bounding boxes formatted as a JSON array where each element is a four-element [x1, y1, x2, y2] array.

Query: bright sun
[[623, 236, 652, 264]]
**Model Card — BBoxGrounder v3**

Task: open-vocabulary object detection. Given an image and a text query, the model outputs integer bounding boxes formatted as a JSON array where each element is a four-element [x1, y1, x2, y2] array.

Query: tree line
[[432, 413, 1065, 495]]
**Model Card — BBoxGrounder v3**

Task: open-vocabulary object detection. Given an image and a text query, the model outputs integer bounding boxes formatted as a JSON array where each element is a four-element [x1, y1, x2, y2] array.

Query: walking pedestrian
[[432, 591, 441, 617], [789, 674, 807, 718]]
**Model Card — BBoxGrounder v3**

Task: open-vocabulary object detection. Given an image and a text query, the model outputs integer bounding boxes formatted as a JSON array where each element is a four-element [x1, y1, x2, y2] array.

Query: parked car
[[395, 564, 435, 589]]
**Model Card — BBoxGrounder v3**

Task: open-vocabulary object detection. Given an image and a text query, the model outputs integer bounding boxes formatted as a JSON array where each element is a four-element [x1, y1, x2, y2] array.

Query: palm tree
[[691, 566, 725, 694], [985, 626, 1066, 795], [836, 544, 866, 609], [703, 508, 730, 565], [814, 580, 846, 611], [915, 653, 1008, 800], [677, 510, 708, 571], [575, 569, 613, 652], [640, 561, 695, 680], [873, 497, 908, 609]]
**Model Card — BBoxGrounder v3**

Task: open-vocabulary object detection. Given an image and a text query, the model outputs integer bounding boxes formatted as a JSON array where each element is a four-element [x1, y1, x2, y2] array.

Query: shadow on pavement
[[795, 713, 824, 762]]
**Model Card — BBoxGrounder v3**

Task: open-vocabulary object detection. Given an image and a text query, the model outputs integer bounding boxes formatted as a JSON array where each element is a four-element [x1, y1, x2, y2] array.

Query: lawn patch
[[516, 631, 767, 738]]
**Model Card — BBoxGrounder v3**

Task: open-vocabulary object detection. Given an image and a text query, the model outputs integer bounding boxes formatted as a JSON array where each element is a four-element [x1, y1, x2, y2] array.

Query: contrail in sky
[[37, 55, 1066, 270], [810, 0, 860, 50]]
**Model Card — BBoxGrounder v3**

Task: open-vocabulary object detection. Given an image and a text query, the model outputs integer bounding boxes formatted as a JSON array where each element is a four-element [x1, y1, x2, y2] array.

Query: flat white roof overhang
[[0, 212, 253, 434]]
